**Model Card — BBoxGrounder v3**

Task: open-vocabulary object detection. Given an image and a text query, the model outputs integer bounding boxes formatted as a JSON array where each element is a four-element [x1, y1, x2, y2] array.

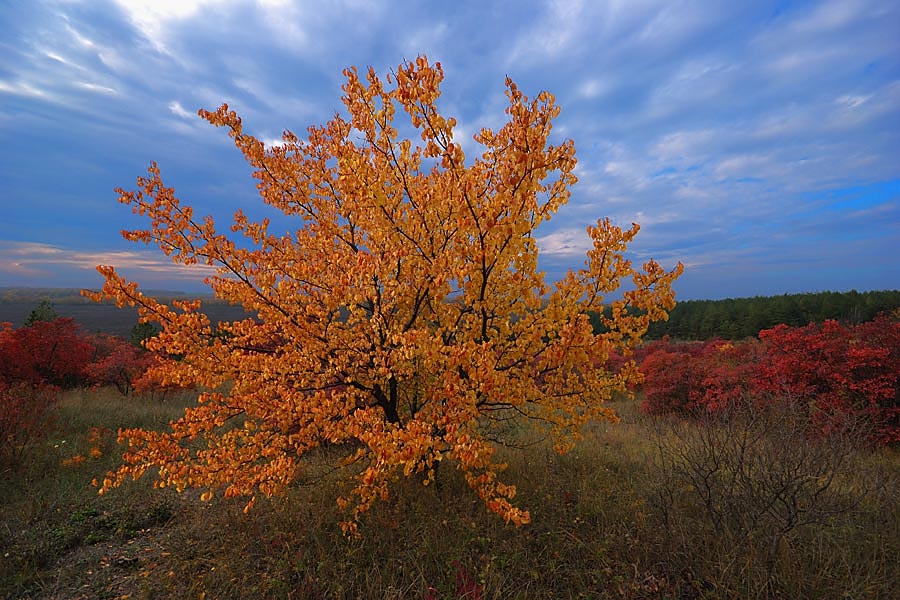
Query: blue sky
[[1, 0, 898, 300]]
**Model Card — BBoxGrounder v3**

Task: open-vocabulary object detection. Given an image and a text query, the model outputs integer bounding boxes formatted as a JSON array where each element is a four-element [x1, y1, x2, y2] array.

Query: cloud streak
[[0, 241, 216, 291]]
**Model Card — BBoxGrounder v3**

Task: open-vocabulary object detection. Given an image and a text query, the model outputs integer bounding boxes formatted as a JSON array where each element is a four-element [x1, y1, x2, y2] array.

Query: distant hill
[[0, 287, 191, 304], [0, 288, 251, 338]]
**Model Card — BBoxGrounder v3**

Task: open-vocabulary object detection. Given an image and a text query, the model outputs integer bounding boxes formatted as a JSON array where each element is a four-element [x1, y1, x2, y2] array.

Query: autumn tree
[[83, 333, 157, 396], [86, 57, 682, 532]]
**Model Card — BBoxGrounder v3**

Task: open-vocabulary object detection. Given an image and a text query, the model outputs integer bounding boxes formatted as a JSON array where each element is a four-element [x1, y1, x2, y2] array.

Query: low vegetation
[[3, 304, 899, 597], [635, 313, 900, 444], [2, 387, 898, 599]]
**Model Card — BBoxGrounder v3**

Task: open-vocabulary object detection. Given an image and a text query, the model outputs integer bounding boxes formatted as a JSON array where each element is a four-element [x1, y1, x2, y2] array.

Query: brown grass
[[2, 389, 898, 599]]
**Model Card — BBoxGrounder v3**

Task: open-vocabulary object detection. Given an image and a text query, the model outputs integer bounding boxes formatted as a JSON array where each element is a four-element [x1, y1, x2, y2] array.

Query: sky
[[1, 0, 898, 301]]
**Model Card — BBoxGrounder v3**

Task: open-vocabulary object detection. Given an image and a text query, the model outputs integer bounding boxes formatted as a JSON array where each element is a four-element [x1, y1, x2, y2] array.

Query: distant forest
[[644, 289, 900, 340]]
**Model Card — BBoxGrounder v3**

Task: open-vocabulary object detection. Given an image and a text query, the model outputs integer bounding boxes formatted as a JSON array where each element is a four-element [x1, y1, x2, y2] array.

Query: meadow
[[2, 387, 898, 599]]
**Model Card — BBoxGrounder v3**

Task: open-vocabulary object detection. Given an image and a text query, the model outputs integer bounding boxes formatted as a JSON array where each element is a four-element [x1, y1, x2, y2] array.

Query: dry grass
[[2, 389, 898, 599]]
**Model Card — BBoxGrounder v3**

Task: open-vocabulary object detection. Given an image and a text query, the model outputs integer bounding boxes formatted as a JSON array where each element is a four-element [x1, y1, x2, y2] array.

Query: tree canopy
[[86, 56, 682, 533], [24, 299, 58, 327]]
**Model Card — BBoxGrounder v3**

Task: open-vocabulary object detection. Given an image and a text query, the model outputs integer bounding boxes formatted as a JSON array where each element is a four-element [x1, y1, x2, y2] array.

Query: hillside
[[0, 288, 251, 338], [0, 287, 192, 305]]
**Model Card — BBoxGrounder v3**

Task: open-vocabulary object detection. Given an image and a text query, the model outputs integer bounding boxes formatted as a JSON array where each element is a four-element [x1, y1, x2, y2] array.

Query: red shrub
[[637, 338, 709, 415], [83, 333, 157, 395], [692, 339, 765, 412], [853, 314, 900, 442], [639, 338, 764, 415], [637, 314, 900, 445], [0, 318, 93, 388], [758, 317, 900, 443]]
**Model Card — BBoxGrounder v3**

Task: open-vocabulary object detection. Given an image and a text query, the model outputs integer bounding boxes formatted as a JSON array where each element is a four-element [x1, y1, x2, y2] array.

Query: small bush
[[83, 333, 156, 395], [648, 396, 876, 595], [0, 381, 58, 472]]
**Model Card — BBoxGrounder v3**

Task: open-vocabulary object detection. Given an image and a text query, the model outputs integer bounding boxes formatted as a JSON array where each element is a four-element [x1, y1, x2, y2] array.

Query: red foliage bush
[[696, 339, 766, 412], [83, 333, 157, 395], [0, 317, 167, 469], [637, 338, 707, 415], [758, 316, 900, 443], [637, 337, 765, 415], [0, 317, 163, 395], [0, 318, 93, 388], [636, 314, 900, 444]]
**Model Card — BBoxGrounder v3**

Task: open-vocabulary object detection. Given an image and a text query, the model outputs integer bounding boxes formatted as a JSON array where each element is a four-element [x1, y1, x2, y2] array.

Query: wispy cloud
[[0, 80, 49, 99], [168, 100, 192, 119], [110, 0, 235, 54], [535, 228, 593, 258], [0, 241, 216, 291]]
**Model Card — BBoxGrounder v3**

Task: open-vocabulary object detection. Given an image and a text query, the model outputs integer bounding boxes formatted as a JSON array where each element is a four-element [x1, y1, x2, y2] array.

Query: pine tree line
[[645, 289, 900, 340]]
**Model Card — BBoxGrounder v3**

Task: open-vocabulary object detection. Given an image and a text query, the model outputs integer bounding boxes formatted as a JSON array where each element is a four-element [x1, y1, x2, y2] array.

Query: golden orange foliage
[[85, 57, 682, 533]]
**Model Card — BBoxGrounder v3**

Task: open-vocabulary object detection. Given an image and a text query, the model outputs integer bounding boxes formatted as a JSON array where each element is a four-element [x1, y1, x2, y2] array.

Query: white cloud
[[256, 2, 311, 53], [0, 241, 216, 279], [713, 154, 771, 179], [42, 49, 85, 70], [789, 0, 866, 34], [507, 0, 588, 63], [0, 80, 48, 99], [252, 0, 384, 57], [401, 22, 449, 55], [652, 130, 715, 162], [4, 242, 66, 257], [62, 22, 96, 49], [75, 81, 118, 95], [576, 78, 609, 100], [836, 94, 870, 110], [168, 100, 193, 119], [600, 150, 652, 191], [535, 228, 592, 257], [229, 76, 319, 123], [261, 136, 287, 149], [111, 0, 236, 53]]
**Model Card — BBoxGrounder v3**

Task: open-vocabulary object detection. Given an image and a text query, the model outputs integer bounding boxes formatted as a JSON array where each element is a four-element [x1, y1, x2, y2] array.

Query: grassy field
[[2, 388, 898, 599]]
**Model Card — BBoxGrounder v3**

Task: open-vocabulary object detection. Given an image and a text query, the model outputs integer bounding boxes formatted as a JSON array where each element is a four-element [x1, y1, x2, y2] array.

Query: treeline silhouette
[[5, 287, 899, 342], [643, 289, 900, 340]]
